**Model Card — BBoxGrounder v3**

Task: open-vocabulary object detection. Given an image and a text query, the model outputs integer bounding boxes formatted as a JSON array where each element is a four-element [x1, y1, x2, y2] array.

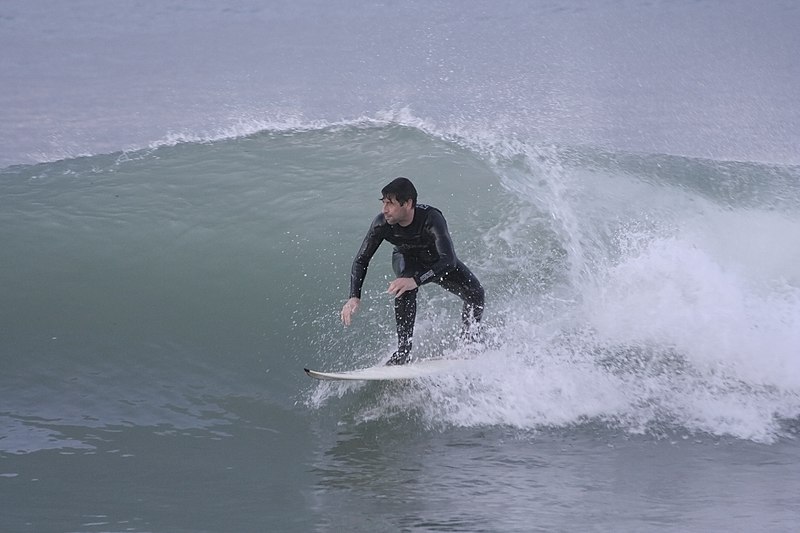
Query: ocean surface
[[2, 1, 800, 532]]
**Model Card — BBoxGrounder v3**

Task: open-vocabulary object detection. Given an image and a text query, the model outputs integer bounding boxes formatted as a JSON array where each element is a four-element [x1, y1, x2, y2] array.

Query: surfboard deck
[[304, 358, 465, 381]]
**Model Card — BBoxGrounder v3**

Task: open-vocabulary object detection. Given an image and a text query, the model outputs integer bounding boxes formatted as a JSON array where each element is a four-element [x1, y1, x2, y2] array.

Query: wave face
[[2, 120, 799, 452]]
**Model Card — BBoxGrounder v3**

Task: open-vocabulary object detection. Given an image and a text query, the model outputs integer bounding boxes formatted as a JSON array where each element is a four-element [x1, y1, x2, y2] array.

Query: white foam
[[260, 120, 800, 442]]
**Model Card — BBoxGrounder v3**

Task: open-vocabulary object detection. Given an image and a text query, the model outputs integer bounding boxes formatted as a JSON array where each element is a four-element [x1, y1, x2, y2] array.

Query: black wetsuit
[[349, 204, 485, 357]]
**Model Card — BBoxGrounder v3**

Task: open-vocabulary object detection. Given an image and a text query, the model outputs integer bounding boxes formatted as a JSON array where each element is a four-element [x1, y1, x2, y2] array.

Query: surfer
[[340, 177, 485, 365]]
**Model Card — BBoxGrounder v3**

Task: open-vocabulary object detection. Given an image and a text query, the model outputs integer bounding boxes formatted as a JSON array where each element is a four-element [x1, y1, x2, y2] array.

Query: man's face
[[382, 196, 413, 226]]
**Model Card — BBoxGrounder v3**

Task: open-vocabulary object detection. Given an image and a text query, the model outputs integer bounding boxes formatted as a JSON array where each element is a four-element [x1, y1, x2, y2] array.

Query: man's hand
[[387, 277, 418, 298], [341, 297, 360, 326]]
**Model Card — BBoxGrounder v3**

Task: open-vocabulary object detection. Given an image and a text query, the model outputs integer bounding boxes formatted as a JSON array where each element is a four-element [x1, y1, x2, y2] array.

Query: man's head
[[381, 177, 417, 207], [381, 177, 417, 226]]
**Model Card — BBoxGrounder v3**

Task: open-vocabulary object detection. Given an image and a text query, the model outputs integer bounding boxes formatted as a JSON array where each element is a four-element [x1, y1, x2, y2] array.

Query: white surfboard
[[304, 358, 465, 381]]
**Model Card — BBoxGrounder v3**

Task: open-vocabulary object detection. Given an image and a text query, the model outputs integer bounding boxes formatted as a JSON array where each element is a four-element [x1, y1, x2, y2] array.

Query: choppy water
[[2, 1, 800, 532]]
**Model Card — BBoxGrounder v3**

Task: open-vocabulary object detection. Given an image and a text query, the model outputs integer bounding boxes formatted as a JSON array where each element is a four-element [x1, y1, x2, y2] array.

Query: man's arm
[[342, 215, 385, 325], [413, 209, 457, 286], [349, 214, 385, 299]]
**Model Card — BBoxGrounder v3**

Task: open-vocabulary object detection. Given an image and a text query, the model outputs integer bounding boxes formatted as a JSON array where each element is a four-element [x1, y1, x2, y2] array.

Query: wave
[[2, 116, 799, 448], [296, 120, 800, 444]]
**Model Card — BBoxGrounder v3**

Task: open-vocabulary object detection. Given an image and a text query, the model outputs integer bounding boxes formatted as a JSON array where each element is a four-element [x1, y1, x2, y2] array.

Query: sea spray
[[305, 124, 800, 443]]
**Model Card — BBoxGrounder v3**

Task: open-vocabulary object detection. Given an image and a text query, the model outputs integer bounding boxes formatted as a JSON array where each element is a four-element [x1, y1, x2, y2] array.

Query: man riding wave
[[340, 177, 485, 365]]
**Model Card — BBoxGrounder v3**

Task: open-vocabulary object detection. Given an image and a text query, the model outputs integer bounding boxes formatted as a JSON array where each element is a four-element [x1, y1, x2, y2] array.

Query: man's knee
[[464, 279, 484, 308], [465, 282, 485, 323], [394, 288, 418, 304], [394, 288, 418, 318], [473, 283, 485, 305]]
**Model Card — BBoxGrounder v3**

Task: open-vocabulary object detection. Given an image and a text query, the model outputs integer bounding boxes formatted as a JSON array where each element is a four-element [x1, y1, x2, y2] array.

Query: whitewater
[[2, 1, 800, 532]]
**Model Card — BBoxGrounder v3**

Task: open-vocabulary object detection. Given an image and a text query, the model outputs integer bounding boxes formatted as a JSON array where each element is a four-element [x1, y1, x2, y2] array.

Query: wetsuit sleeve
[[349, 214, 385, 299], [413, 209, 458, 286]]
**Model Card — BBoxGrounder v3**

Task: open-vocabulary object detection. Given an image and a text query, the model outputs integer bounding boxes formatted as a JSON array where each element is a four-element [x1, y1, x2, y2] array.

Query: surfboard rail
[[304, 358, 466, 381]]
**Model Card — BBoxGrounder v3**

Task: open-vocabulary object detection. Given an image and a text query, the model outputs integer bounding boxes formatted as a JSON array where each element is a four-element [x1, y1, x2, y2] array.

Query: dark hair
[[381, 177, 417, 206]]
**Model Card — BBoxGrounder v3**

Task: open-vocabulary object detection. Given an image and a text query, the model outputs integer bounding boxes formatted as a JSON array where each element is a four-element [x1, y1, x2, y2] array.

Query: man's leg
[[437, 261, 485, 339], [388, 251, 417, 365], [391, 289, 417, 363]]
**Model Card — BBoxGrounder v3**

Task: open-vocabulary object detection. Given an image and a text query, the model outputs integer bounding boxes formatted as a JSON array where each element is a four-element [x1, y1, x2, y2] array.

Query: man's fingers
[[387, 278, 415, 298], [386, 280, 402, 297], [341, 299, 359, 326]]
